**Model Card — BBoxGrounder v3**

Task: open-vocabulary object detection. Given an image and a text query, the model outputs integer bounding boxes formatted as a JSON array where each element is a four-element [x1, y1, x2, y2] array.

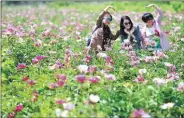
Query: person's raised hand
[[104, 6, 115, 12], [145, 4, 156, 8]]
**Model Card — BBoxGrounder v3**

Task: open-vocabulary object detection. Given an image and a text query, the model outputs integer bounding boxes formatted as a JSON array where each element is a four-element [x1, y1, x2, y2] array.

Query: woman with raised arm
[[87, 6, 120, 53], [141, 4, 170, 51]]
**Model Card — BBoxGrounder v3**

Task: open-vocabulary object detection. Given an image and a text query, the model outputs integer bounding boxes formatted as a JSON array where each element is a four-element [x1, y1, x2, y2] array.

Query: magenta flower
[[134, 75, 145, 82], [35, 55, 47, 61], [88, 66, 97, 73], [105, 56, 114, 65], [86, 55, 92, 60], [55, 60, 65, 68], [34, 39, 43, 47], [33, 91, 39, 97], [83, 54, 92, 63], [56, 99, 66, 105], [48, 83, 58, 89], [56, 74, 67, 81], [31, 92, 39, 102], [131, 109, 151, 118], [57, 81, 65, 87], [8, 112, 15, 118], [32, 55, 47, 64], [17, 63, 27, 69], [23, 76, 29, 81], [27, 80, 36, 86], [75, 75, 86, 83], [15, 104, 23, 112], [88, 76, 100, 83], [167, 72, 179, 80], [32, 58, 39, 64]]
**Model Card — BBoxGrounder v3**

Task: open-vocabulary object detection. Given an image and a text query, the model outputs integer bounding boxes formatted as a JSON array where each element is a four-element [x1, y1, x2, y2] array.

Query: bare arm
[[146, 4, 163, 24], [96, 6, 115, 26]]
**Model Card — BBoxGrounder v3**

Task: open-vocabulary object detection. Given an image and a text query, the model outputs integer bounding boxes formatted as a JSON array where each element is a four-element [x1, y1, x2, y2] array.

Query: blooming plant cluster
[[2, 3, 184, 118]]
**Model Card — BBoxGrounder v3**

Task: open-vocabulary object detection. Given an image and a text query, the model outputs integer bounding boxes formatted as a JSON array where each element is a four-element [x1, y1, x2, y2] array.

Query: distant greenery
[[48, 1, 184, 13]]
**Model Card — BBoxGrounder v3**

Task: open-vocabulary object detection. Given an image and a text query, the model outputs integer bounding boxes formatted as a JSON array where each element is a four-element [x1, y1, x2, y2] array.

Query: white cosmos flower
[[97, 52, 107, 58], [61, 110, 69, 118], [55, 108, 62, 117], [89, 94, 100, 103], [153, 78, 167, 86], [104, 74, 116, 81], [160, 103, 175, 109], [124, 39, 130, 44], [139, 69, 147, 75], [164, 62, 173, 67], [77, 65, 88, 73]]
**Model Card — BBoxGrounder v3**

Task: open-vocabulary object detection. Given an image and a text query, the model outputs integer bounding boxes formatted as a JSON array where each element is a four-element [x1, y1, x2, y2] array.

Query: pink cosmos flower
[[55, 60, 65, 68], [56, 74, 67, 81], [167, 72, 179, 80], [57, 81, 65, 87], [130, 109, 151, 118], [27, 80, 36, 86], [23, 76, 29, 81], [48, 83, 58, 89], [31, 92, 39, 102], [56, 99, 66, 105], [34, 39, 43, 47], [75, 75, 86, 83], [134, 75, 145, 82], [8, 112, 16, 118], [32, 58, 39, 64], [15, 104, 24, 112], [105, 56, 114, 65], [35, 55, 47, 60], [83, 54, 92, 63], [88, 66, 97, 73], [17, 63, 27, 69], [88, 76, 100, 83]]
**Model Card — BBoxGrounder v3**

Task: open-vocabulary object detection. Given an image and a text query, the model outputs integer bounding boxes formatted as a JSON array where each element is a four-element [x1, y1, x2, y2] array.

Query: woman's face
[[103, 14, 112, 25], [123, 19, 131, 30], [146, 19, 154, 27]]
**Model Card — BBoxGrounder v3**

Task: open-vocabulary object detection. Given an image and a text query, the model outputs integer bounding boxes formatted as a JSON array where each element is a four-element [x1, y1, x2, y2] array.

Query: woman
[[87, 6, 119, 53], [141, 4, 170, 51], [120, 16, 143, 50]]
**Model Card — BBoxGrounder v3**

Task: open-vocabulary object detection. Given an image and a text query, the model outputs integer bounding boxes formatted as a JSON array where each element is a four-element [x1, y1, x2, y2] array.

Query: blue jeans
[[87, 36, 91, 46]]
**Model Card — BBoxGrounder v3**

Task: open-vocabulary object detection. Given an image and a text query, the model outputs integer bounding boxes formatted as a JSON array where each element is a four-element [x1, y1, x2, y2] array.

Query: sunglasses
[[104, 17, 112, 22], [124, 22, 130, 25]]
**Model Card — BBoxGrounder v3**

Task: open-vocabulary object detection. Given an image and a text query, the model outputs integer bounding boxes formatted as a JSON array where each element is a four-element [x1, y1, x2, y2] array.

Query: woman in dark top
[[120, 16, 143, 49]]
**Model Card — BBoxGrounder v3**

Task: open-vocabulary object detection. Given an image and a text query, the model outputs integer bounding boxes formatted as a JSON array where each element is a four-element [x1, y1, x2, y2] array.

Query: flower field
[[1, 1, 184, 118]]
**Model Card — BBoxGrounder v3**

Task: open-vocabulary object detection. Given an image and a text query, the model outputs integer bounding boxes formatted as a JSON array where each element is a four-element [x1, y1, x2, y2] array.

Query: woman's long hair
[[120, 16, 134, 42], [102, 23, 112, 50], [96, 12, 113, 51]]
